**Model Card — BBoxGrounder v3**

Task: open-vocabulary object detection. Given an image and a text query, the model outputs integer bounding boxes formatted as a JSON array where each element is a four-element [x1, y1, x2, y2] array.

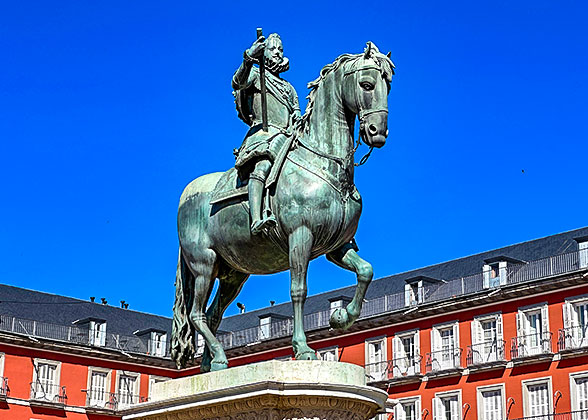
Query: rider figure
[[232, 33, 301, 235]]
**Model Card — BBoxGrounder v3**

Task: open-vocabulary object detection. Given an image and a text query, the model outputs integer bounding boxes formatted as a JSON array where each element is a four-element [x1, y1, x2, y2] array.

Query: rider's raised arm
[[232, 37, 265, 90]]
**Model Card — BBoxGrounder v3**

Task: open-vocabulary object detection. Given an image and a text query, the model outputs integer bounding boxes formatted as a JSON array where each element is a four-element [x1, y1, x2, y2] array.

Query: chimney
[[120, 300, 126, 308], [236, 302, 246, 314], [101, 298, 107, 305], [90, 297, 95, 303], [124, 303, 129, 309], [270, 300, 275, 306]]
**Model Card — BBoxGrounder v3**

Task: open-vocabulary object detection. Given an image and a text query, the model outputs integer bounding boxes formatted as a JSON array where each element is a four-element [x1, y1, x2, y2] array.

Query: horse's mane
[[299, 43, 395, 134]]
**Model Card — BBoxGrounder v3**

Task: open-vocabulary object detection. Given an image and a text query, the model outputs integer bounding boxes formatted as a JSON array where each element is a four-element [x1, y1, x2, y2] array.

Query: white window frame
[[477, 383, 506, 420], [431, 321, 460, 371], [115, 371, 141, 408], [579, 241, 588, 269], [471, 313, 503, 364], [570, 370, 588, 413], [259, 316, 271, 340], [31, 358, 62, 402], [365, 336, 388, 382], [317, 346, 338, 362], [563, 296, 588, 349], [483, 262, 507, 289], [149, 331, 168, 357], [0, 352, 4, 377], [433, 390, 462, 420], [330, 300, 343, 316], [405, 281, 423, 307], [522, 377, 552, 418], [516, 303, 550, 355], [393, 329, 420, 377], [89, 321, 107, 346], [148, 375, 168, 400], [196, 333, 206, 356], [395, 396, 421, 420], [87, 366, 112, 408]]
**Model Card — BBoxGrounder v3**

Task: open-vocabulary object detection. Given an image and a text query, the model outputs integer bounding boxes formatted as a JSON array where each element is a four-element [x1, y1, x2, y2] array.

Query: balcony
[[510, 410, 588, 420], [365, 354, 423, 386], [558, 326, 588, 358], [0, 377, 9, 400], [85, 389, 118, 412], [511, 332, 553, 365], [115, 392, 148, 409], [466, 340, 507, 371], [425, 348, 463, 377], [30, 382, 67, 407]]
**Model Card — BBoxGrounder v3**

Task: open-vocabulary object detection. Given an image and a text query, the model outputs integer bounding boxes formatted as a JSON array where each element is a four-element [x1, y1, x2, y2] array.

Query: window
[[317, 347, 338, 362], [117, 372, 140, 408], [89, 321, 107, 346], [393, 330, 420, 377], [471, 313, 503, 364], [365, 337, 387, 382], [431, 322, 460, 371], [434, 391, 461, 420], [578, 240, 588, 269], [516, 304, 550, 356], [148, 375, 168, 400], [477, 384, 505, 420], [149, 331, 167, 357], [330, 300, 343, 316], [483, 262, 507, 288], [31, 359, 61, 402], [395, 397, 421, 420], [405, 282, 423, 306], [522, 378, 551, 418], [570, 372, 588, 417], [259, 316, 271, 340], [563, 298, 588, 348], [87, 367, 111, 408], [196, 333, 206, 356]]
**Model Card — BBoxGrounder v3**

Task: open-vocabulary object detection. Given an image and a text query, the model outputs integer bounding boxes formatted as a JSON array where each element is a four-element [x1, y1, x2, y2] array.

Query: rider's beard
[[265, 56, 289, 74]]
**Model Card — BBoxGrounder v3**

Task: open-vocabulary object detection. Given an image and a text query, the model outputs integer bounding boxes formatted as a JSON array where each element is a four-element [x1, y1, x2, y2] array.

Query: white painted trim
[[0, 352, 4, 377], [476, 383, 506, 420], [434, 389, 462, 420], [521, 376, 553, 417], [569, 370, 588, 412]]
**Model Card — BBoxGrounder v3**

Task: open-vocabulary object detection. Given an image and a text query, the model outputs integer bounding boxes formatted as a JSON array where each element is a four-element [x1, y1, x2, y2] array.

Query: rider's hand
[[246, 36, 265, 59]]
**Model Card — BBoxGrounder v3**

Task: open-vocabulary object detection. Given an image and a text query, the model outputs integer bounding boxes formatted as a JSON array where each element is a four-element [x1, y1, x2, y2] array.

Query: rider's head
[[265, 33, 289, 74]]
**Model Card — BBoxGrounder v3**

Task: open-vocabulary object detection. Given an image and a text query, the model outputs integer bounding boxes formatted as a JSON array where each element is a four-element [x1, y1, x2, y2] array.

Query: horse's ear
[[364, 42, 373, 59], [386, 51, 391, 58]]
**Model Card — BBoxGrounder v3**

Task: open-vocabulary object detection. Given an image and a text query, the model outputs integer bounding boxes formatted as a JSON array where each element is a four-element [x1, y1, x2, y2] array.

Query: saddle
[[209, 133, 294, 206]]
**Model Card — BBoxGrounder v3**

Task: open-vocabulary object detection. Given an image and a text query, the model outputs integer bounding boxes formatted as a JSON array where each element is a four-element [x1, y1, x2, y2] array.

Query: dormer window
[[483, 256, 525, 289], [149, 331, 168, 357], [404, 276, 443, 307], [575, 236, 588, 269], [258, 313, 291, 341], [259, 316, 271, 340], [328, 296, 352, 316], [73, 318, 107, 347]]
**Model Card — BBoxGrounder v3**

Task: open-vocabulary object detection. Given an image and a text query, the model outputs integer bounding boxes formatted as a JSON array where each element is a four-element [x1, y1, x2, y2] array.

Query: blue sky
[[1, 1, 586, 318]]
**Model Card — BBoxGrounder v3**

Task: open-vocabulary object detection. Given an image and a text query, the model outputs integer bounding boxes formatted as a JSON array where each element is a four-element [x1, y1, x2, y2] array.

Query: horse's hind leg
[[200, 267, 249, 372], [186, 248, 229, 371], [289, 226, 318, 360], [326, 241, 373, 330]]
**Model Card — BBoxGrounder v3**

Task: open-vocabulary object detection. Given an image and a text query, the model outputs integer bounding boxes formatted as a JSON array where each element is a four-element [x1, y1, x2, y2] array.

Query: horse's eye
[[360, 81, 375, 91]]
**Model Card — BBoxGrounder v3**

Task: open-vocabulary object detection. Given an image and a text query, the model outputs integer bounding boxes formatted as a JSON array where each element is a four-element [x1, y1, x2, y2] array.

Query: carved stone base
[[121, 360, 388, 420]]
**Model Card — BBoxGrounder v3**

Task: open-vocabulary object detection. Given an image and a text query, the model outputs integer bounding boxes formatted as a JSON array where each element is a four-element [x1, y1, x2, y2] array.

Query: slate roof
[[1, 226, 586, 338]]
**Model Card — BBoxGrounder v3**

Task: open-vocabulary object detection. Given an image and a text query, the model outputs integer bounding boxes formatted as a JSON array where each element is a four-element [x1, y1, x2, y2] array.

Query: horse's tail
[[171, 248, 196, 369]]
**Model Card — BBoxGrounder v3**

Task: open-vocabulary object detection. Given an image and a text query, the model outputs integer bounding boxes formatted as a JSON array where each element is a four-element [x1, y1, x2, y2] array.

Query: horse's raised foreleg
[[200, 268, 249, 372], [289, 226, 318, 360], [327, 241, 373, 330], [186, 249, 229, 371]]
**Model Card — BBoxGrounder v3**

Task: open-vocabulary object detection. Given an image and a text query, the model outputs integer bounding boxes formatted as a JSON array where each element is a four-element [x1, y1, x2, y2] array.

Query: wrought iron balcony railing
[[510, 410, 588, 420], [558, 326, 588, 352], [115, 391, 148, 409], [0, 377, 9, 398], [425, 348, 462, 373], [364, 354, 422, 382], [511, 332, 552, 359], [85, 389, 118, 410], [30, 382, 67, 405], [466, 339, 506, 366]]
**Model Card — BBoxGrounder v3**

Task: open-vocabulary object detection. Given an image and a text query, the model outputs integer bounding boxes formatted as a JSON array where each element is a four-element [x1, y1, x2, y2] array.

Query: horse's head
[[342, 42, 395, 148]]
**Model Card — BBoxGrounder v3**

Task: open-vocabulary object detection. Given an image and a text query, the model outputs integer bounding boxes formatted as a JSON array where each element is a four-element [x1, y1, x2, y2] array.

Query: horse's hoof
[[330, 307, 353, 330], [210, 360, 229, 371], [295, 349, 318, 361], [200, 352, 212, 373]]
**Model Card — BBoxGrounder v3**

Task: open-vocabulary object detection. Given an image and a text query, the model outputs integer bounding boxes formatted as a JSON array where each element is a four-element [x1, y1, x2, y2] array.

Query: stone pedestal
[[121, 360, 388, 420]]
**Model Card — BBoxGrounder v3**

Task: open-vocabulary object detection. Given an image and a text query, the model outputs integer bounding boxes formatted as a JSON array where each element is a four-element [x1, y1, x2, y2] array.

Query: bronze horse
[[172, 42, 394, 371]]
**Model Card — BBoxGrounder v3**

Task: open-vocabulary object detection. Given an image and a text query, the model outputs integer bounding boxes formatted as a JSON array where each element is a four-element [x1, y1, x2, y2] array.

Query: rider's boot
[[249, 166, 276, 235]]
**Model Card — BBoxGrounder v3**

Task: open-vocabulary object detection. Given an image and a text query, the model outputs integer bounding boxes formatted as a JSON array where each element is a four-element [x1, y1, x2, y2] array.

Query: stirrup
[[251, 215, 277, 235]]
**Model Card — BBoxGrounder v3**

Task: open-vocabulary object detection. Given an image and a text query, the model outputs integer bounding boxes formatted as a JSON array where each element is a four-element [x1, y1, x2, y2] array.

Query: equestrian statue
[[171, 31, 395, 371]]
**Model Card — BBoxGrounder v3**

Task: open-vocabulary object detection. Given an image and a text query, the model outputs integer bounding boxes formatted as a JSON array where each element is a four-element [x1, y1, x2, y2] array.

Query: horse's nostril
[[368, 124, 378, 135]]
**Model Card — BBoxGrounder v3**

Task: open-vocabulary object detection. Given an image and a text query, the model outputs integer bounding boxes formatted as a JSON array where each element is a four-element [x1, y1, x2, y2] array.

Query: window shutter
[[471, 319, 478, 346], [580, 242, 588, 269], [498, 261, 508, 285], [563, 302, 573, 328], [453, 323, 460, 349], [432, 328, 441, 352], [483, 265, 491, 289], [496, 314, 503, 342], [405, 284, 412, 306], [433, 397, 442, 420], [415, 399, 421, 420], [541, 305, 550, 336]]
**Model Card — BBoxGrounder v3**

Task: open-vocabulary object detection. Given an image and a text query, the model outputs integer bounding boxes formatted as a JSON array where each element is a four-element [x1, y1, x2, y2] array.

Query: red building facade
[[1, 227, 588, 420]]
